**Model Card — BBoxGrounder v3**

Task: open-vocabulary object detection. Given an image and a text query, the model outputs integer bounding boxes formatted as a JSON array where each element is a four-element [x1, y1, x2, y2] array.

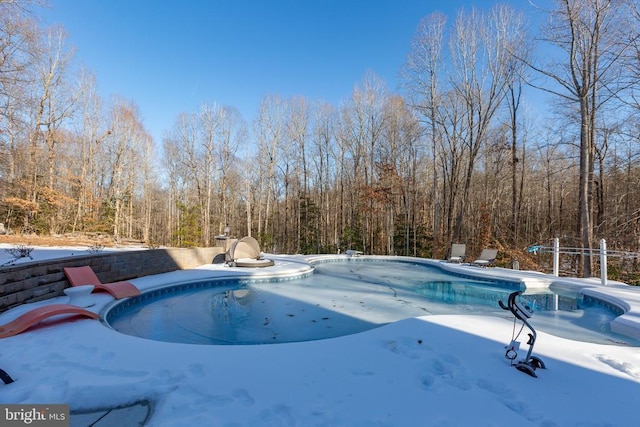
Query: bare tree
[[310, 102, 337, 252], [163, 111, 203, 245], [40, 27, 75, 192], [71, 68, 110, 232], [401, 11, 447, 246], [0, 2, 38, 189], [434, 89, 467, 244], [381, 96, 422, 255], [105, 98, 145, 241], [198, 103, 221, 246], [527, 0, 636, 276], [163, 129, 192, 245], [25, 26, 69, 201], [216, 105, 244, 236], [449, 6, 511, 243], [254, 95, 285, 244], [497, 4, 530, 246], [286, 97, 310, 252], [338, 72, 388, 252]]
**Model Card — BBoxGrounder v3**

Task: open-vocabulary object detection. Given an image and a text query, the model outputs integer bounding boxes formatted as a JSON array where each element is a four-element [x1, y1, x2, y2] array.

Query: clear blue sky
[[40, 0, 539, 143]]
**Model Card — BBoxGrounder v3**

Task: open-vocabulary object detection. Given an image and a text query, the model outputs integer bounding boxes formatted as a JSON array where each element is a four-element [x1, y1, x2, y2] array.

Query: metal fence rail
[[526, 238, 640, 286]]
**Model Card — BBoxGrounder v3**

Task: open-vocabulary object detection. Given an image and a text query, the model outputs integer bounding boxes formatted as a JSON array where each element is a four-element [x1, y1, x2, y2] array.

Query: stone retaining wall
[[0, 247, 223, 313]]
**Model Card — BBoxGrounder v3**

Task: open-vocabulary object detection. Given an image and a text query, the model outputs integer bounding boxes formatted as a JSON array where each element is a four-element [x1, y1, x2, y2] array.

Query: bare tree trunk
[[402, 12, 447, 246], [524, 0, 633, 276]]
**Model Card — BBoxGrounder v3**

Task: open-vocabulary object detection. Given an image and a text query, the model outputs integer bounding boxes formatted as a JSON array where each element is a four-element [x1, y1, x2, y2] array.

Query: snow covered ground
[[0, 243, 145, 266], [1, 251, 640, 426]]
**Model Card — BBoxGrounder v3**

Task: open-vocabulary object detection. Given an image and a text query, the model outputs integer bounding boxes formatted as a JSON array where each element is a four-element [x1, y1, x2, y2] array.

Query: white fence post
[[553, 238, 560, 277], [600, 238, 608, 286]]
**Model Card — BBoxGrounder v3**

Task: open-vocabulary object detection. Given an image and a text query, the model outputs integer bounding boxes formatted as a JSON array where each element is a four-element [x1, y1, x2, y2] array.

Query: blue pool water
[[105, 259, 640, 346]]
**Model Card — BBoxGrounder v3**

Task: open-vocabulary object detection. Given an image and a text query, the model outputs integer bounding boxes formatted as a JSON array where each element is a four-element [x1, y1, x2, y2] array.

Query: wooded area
[[1, 1, 640, 281]]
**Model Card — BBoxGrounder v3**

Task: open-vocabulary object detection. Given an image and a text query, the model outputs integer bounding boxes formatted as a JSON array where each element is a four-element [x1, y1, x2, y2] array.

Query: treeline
[[1, 1, 640, 280]]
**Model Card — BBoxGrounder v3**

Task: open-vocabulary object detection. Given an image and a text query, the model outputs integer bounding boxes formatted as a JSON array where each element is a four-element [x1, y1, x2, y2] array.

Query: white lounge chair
[[472, 249, 498, 267], [447, 244, 466, 263]]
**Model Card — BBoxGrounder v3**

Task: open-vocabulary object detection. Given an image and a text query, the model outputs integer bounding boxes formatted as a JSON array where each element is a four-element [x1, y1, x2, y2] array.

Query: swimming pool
[[104, 258, 640, 346]]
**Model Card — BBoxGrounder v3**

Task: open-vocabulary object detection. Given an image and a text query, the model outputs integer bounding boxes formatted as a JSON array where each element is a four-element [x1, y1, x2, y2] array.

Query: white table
[[64, 285, 95, 308]]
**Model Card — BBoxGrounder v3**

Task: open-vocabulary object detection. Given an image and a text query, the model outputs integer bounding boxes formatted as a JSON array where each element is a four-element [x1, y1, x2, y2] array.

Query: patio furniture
[[64, 285, 96, 307], [0, 304, 99, 338], [63, 266, 140, 299], [472, 249, 498, 267], [226, 236, 274, 267], [447, 244, 466, 263]]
